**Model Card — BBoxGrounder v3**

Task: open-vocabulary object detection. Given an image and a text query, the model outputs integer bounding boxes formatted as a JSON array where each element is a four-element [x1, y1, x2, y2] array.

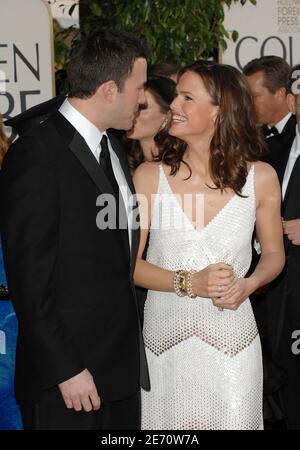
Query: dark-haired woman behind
[[126, 75, 176, 172], [133, 61, 285, 430]]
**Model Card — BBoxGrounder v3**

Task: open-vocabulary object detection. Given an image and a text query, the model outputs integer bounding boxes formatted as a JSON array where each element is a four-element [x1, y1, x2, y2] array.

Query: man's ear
[[287, 93, 296, 114], [96, 80, 118, 103], [275, 86, 287, 103]]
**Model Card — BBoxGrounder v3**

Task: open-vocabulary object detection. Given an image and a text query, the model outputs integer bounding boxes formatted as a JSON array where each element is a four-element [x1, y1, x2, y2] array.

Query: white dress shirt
[[59, 98, 132, 249], [282, 125, 300, 200]]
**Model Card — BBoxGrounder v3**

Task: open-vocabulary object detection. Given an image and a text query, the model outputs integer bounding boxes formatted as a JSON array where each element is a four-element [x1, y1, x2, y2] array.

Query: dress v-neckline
[[160, 165, 251, 235]]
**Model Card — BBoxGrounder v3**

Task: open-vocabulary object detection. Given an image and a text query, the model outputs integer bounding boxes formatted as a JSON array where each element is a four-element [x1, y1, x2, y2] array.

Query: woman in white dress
[[133, 61, 285, 430]]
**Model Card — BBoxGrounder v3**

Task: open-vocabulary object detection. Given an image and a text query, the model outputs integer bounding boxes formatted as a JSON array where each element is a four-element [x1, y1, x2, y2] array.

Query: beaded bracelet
[[173, 270, 187, 297], [174, 269, 197, 298], [186, 270, 197, 298]]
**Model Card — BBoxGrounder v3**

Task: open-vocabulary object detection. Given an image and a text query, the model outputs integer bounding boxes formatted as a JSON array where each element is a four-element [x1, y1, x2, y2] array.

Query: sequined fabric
[[141, 164, 263, 430]]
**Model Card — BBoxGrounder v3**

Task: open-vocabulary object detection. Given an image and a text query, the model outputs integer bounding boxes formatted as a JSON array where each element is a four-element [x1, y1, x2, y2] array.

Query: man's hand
[[58, 369, 101, 412], [283, 219, 300, 245]]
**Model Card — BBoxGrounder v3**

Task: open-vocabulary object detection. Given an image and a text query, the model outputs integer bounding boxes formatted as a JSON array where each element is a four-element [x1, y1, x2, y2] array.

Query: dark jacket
[[0, 112, 150, 405]]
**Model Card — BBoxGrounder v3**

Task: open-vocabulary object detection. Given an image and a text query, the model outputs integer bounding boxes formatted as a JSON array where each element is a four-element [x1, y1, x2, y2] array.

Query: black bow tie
[[262, 124, 279, 137], [99, 135, 120, 197]]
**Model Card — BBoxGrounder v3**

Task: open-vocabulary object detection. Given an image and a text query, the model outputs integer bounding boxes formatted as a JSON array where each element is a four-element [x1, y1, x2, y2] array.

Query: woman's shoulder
[[252, 160, 278, 182], [134, 160, 160, 176], [252, 161, 281, 203], [133, 161, 161, 194]]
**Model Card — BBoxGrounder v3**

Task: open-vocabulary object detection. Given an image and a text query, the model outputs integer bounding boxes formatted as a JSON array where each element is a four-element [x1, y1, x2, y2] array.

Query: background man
[[243, 56, 295, 140], [265, 63, 300, 430]]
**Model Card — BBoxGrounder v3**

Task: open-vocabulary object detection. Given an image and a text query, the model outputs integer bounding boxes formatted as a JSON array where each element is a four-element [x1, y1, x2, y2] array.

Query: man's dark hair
[[287, 63, 300, 94], [67, 29, 151, 98], [242, 55, 290, 94]]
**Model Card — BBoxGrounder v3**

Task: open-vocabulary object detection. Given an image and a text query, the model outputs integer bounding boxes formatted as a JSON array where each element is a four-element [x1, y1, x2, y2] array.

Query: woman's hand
[[212, 278, 255, 311], [192, 263, 235, 298]]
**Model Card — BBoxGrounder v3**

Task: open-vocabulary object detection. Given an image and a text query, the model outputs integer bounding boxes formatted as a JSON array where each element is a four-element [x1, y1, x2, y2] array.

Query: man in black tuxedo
[[265, 64, 300, 429], [243, 57, 294, 426], [0, 29, 150, 430]]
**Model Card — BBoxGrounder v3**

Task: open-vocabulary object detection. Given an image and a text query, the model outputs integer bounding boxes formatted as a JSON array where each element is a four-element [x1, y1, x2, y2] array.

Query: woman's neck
[[184, 136, 211, 176], [140, 137, 158, 161]]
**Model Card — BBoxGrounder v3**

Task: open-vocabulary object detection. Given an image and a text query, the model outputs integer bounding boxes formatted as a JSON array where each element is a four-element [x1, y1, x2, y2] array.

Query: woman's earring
[[158, 117, 169, 132]]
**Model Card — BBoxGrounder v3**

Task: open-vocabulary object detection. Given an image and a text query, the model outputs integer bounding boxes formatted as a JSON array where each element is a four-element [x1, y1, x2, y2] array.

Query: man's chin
[[111, 126, 130, 132], [115, 120, 134, 132]]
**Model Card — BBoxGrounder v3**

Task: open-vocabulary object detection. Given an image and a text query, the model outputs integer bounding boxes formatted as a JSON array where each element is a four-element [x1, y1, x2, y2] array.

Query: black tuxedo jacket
[[0, 112, 150, 405], [264, 115, 300, 358], [263, 115, 297, 182]]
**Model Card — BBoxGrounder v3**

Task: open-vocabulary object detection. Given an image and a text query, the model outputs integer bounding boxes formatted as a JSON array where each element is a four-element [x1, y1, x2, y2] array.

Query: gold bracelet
[[186, 270, 197, 298], [173, 270, 187, 297]]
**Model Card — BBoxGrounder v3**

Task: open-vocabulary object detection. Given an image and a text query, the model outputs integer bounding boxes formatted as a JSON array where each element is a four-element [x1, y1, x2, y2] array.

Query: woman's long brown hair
[[157, 60, 267, 195]]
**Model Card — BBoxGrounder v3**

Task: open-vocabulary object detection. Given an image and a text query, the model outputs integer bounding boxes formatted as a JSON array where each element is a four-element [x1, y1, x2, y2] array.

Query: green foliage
[[51, 0, 256, 70]]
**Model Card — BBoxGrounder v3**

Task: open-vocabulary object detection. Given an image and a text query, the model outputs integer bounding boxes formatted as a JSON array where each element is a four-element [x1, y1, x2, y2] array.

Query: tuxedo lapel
[[282, 114, 297, 136], [51, 113, 136, 266], [69, 132, 134, 260], [69, 131, 115, 198], [108, 131, 135, 193], [282, 155, 300, 251], [50, 112, 116, 197], [282, 156, 300, 218], [266, 115, 297, 185], [277, 115, 297, 185], [268, 134, 294, 185], [278, 142, 293, 186]]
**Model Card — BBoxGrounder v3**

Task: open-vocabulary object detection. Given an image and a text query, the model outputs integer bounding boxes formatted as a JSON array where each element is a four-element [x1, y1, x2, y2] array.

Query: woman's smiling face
[[169, 71, 218, 141]]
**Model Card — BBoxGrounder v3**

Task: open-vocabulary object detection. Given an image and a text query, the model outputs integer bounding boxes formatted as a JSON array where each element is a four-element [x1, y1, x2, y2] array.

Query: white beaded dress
[[141, 164, 263, 430]]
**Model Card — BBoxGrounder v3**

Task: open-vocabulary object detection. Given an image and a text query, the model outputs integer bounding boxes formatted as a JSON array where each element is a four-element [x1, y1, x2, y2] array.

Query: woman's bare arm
[[214, 162, 285, 310]]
